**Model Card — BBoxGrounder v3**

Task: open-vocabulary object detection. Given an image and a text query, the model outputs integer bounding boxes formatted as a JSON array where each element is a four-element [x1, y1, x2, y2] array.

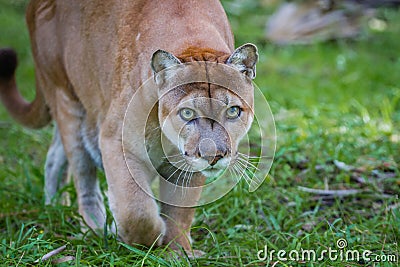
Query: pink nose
[[198, 138, 224, 166]]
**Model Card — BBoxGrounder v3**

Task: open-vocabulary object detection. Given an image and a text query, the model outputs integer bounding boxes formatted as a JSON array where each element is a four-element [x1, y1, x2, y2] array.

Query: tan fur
[[177, 47, 231, 63], [0, 0, 257, 254]]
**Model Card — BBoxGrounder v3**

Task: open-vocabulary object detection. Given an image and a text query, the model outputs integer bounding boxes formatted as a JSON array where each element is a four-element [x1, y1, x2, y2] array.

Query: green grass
[[1, 1, 399, 266]]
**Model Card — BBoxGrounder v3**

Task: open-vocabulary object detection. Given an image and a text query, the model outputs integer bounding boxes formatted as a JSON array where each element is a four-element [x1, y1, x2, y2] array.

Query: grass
[[0, 0, 399, 266]]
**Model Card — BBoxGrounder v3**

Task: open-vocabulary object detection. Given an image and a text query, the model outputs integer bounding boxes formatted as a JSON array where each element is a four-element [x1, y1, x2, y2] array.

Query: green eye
[[179, 108, 196, 121], [226, 106, 241, 119]]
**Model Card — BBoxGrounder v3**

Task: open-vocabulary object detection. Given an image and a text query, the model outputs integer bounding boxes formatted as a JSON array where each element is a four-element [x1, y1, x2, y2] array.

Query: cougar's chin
[[200, 157, 231, 178], [201, 168, 224, 178]]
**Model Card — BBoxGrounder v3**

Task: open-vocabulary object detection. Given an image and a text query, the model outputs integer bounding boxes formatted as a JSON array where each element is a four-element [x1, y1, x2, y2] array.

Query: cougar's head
[[151, 44, 258, 178]]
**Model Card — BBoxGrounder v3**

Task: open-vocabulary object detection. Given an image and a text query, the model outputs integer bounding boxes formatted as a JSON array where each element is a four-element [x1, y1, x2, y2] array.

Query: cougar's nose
[[198, 138, 225, 166]]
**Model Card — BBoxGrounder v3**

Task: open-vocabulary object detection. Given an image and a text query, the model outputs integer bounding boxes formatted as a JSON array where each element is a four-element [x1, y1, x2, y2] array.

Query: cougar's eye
[[179, 108, 196, 121], [226, 106, 241, 119]]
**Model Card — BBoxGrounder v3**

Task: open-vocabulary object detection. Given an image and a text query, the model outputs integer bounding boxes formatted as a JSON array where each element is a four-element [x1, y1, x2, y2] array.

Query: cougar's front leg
[[158, 164, 206, 252], [100, 130, 165, 246], [55, 91, 106, 231]]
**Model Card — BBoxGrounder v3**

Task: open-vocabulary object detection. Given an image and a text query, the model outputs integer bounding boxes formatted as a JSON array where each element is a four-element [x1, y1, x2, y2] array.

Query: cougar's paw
[[166, 247, 206, 260], [184, 249, 206, 259]]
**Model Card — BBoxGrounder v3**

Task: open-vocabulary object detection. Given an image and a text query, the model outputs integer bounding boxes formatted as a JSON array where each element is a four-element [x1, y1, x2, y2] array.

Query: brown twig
[[298, 186, 360, 196], [34, 245, 67, 263]]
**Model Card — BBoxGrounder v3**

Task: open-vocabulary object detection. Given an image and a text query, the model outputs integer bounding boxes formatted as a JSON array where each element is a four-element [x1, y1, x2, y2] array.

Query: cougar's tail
[[0, 48, 51, 129]]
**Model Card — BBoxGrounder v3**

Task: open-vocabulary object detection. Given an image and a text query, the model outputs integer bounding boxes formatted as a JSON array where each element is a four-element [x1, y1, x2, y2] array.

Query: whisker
[[238, 152, 260, 162], [237, 153, 261, 164], [148, 126, 161, 133], [235, 172, 249, 186], [173, 163, 189, 194], [163, 159, 186, 174], [232, 164, 251, 186], [236, 159, 250, 170], [238, 154, 260, 169], [162, 153, 183, 159], [184, 167, 194, 189], [180, 164, 192, 199], [229, 166, 241, 183], [182, 166, 193, 199], [237, 162, 254, 183], [166, 162, 186, 182], [240, 169, 253, 186], [237, 157, 260, 171], [180, 167, 188, 199], [238, 152, 273, 160], [165, 163, 178, 174], [167, 159, 186, 165]]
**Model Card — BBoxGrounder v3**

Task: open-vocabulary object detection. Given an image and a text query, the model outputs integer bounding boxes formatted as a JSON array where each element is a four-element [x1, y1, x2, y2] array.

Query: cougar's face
[[151, 44, 258, 178], [159, 83, 253, 178]]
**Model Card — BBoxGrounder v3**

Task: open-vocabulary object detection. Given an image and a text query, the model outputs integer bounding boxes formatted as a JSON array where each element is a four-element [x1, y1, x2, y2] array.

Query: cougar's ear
[[151, 50, 182, 85], [226, 43, 258, 79]]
